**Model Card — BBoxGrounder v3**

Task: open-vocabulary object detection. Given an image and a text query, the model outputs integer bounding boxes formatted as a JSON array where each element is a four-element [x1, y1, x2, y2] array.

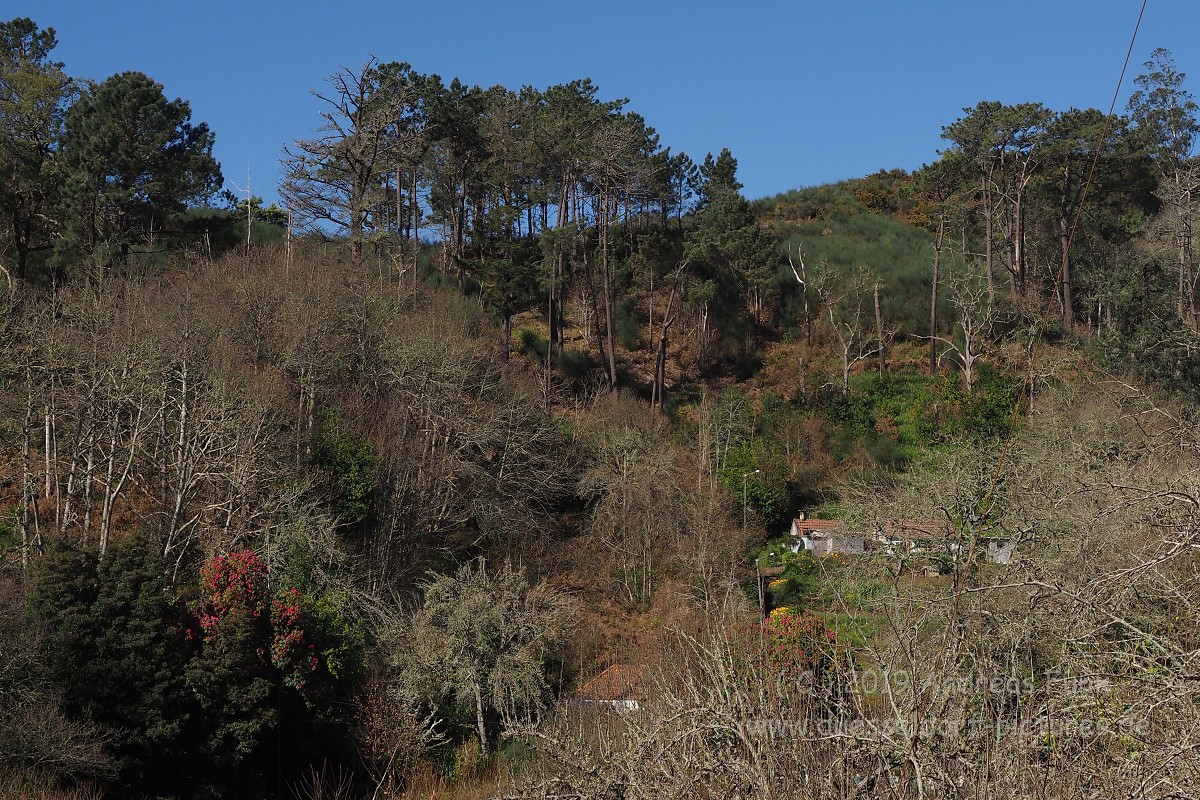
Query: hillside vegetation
[[2, 16, 1200, 800]]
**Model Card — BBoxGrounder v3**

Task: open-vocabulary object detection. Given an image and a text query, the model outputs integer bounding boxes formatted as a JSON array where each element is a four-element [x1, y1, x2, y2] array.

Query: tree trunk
[[20, 366, 34, 568], [43, 405, 52, 500], [472, 680, 489, 757], [164, 361, 190, 560], [349, 184, 365, 264], [583, 246, 608, 377], [652, 266, 685, 412], [600, 193, 618, 389], [874, 283, 886, 375], [411, 168, 420, 297], [1013, 186, 1027, 296], [81, 427, 95, 546], [99, 410, 120, 556], [930, 213, 943, 375], [982, 178, 996, 303], [1059, 213, 1074, 329], [545, 254, 555, 404], [963, 336, 975, 394], [1180, 177, 1196, 327], [100, 401, 142, 557], [400, 169, 411, 245]]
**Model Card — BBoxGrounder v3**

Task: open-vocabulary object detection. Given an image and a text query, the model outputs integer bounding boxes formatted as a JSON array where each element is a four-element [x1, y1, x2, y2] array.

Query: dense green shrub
[[763, 184, 959, 337], [821, 367, 1022, 468], [24, 540, 366, 800], [310, 408, 377, 525], [765, 549, 823, 609], [517, 327, 548, 360], [1095, 253, 1200, 404], [718, 441, 794, 532], [557, 347, 596, 379], [31, 537, 198, 797]]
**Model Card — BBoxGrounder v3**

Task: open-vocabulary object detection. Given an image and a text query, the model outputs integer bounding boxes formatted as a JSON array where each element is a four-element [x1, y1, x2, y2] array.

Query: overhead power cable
[[939, 0, 1150, 645]]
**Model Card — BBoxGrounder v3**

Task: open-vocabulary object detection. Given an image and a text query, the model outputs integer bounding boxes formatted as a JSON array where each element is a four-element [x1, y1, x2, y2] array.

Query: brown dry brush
[[1, 247, 570, 588], [499, 380, 1200, 799], [824, 381, 1200, 797], [0, 770, 106, 800], [3, 255, 300, 570], [500, 614, 870, 800]]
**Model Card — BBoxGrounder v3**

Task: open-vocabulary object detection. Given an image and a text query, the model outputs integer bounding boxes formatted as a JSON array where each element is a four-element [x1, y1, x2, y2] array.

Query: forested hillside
[[3, 15, 1200, 800]]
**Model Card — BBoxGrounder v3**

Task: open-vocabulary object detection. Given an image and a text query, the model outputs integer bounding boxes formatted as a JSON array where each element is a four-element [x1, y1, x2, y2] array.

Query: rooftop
[[880, 520, 953, 541], [792, 519, 845, 535], [574, 664, 649, 703]]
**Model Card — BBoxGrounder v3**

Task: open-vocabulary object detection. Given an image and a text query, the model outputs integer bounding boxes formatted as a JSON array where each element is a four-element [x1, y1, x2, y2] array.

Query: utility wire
[[939, 0, 1150, 644], [996, 0, 1148, 492]]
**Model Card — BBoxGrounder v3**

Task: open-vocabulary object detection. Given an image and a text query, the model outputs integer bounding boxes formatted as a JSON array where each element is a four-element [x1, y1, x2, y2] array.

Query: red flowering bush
[[730, 608, 840, 704], [197, 550, 268, 638], [270, 588, 319, 690], [183, 548, 364, 784], [760, 607, 838, 676], [191, 550, 320, 692]]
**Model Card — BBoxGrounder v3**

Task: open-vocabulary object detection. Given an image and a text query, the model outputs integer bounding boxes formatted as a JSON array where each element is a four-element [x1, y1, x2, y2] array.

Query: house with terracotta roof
[[873, 519, 1014, 566], [875, 520, 953, 553], [572, 664, 649, 712], [789, 516, 865, 556], [783, 514, 1013, 566]]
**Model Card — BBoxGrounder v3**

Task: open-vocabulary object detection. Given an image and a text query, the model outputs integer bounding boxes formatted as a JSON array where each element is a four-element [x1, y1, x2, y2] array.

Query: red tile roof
[[574, 664, 649, 702], [792, 519, 845, 535], [881, 520, 952, 541]]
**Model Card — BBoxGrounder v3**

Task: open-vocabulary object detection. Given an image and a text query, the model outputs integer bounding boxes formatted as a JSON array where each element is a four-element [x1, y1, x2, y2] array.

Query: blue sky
[[19, 0, 1200, 204]]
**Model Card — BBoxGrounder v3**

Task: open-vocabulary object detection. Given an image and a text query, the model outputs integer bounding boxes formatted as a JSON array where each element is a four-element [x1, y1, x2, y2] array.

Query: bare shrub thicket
[[4, 255, 310, 571], [575, 393, 687, 607], [2, 247, 571, 597], [832, 380, 1200, 795], [501, 604, 866, 800], [502, 380, 1200, 798], [573, 392, 749, 611], [365, 294, 571, 591]]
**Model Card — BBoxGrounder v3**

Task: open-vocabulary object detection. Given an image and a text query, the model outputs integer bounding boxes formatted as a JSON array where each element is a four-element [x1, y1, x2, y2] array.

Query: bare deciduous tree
[[281, 60, 398, 264], [813, 265, 889, 393], [928, 267, 999, 393], [577, 398, 683, 607]]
